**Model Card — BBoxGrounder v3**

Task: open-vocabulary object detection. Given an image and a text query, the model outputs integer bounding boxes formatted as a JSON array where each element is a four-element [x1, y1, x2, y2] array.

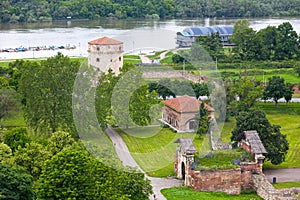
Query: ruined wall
[[252, 174, 299, 200], [188, 169, 242, 195]]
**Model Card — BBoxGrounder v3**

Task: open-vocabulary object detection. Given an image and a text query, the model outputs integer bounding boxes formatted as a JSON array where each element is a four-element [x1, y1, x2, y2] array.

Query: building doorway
[[181, 162, 185, 180]]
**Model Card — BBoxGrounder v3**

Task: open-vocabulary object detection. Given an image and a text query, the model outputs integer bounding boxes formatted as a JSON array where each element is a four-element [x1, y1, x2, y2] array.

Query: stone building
[[162, 95, 214, 132], [237, 130, 267, 173], [88, 36, 124, 75]]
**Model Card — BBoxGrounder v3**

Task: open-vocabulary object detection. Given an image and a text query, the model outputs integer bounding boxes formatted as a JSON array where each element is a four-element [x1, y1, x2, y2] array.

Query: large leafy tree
[[264, 76, 285, 106], [283, 83, 294, 105], [19, 53, 79, 135], [0, 88, 19, 121], [0, 164, 34, 200], [36, 149, 152, 199], [197, 32, 225, 60], [231, 109, 289, 165], [275, 22, 300, 60], [229, 78, 263, 114]]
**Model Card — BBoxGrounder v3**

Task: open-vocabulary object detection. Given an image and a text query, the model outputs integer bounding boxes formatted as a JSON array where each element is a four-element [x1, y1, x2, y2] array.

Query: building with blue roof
[[176, 26, 234, 47]]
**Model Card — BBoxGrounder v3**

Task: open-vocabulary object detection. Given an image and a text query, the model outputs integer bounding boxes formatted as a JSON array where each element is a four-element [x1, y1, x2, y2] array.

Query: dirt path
[[106, 126, 183, 200], [264, 168, 300, 183]]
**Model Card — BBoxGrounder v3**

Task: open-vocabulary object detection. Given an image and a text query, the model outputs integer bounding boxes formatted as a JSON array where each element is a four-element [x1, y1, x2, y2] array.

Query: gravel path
[[264, 168, 300, 183], [106, 126, 183, 200]]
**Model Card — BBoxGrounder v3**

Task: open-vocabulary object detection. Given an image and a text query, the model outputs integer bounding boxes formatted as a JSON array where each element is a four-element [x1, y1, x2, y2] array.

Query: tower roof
[[88, 37, 123, 45]]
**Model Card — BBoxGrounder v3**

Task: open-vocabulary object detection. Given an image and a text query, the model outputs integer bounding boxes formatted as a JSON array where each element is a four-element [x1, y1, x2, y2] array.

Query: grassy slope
[[161, 187, 263, 200], [116, 127, 200, 177]]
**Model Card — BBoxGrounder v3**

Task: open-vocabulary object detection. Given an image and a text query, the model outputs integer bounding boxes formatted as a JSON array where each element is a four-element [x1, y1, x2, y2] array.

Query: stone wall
[[188, 169, 242, 195], [252, 174, 300, 200]]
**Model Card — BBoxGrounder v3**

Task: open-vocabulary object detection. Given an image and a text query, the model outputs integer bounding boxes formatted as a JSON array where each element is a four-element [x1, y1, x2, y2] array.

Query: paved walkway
[[264, 168, 300, 183], [106, 126, 183, 200]]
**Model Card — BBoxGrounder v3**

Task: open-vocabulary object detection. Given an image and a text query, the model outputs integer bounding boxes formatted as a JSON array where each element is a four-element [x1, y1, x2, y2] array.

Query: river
[[1, 17, 300, 59]]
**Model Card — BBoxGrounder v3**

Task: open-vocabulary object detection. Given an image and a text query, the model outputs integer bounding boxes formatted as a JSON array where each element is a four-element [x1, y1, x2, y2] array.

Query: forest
[[1, 0, 300, 23]]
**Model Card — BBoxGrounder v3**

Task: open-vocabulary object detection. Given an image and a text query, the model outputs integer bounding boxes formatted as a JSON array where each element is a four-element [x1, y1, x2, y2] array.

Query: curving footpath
[[106, 126, 183, 200]]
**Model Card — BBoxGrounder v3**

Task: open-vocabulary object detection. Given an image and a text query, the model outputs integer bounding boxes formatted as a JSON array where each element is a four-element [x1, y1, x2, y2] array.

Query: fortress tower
[[88, 37, 124, 75]]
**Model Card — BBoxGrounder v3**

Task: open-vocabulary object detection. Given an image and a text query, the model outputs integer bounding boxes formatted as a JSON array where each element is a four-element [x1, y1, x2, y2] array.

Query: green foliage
[[4, 127, 31, 152], [229, 78, 263, 114], [14, 142, 51, 180], [197, 32, 225, 60], [0, 88, 19, 121], [231, 109, 289, 165], [36, 149, 151, 199], [196, 102, 209, 136], [231, 20, 300, 61], [47, 131, 74, 155], [264, 76, 286, 105], [19, 53, 79, 135], [0, 143, 14, 166], [0, 164, 34, 200]]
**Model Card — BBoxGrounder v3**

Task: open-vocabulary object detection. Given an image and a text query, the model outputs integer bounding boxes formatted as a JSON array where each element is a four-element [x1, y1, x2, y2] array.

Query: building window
[[96, 58, 100, 62], [119, 57, 121, 61], [119, 47, 122, 51], [110, 59, 113, 62], [97, 47, 100, 51]]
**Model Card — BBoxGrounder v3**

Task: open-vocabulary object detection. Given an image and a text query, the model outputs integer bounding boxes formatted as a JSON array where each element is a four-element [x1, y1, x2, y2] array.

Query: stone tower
[[88, 36, 124, 75]]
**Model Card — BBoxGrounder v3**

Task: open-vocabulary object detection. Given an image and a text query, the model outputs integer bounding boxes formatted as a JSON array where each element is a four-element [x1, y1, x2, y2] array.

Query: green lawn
[[161, 187, 263, 200], [116, 127, 199, 177], [0, 110, 26, 128], [273, 181, 300, 189]]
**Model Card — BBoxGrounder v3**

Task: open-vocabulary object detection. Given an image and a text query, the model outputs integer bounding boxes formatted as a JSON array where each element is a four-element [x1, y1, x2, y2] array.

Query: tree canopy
[[19, 53, 79, 135], [231, 109, 289, 165], [1, 0, 300, 23]]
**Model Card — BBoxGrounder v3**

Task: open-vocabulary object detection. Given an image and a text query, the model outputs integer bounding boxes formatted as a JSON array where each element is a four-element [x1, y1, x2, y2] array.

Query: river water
[[1, 17, 300, 59]]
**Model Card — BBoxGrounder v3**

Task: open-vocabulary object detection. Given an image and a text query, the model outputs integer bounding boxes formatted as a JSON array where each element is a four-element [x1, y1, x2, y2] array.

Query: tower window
[[119, 57, 122, 61], [97, 47, 100, 51], [110, 59, 113, 62], [96, 58, 100, 62]]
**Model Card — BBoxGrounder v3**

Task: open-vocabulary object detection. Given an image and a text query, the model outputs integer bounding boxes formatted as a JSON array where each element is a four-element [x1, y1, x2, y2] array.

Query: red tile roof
[[163, 95, 214, 113], [88, 37, 123, 45]]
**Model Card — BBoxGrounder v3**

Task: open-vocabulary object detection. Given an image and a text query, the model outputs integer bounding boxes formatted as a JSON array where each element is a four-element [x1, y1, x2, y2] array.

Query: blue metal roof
[[180, 26, 233, 37]]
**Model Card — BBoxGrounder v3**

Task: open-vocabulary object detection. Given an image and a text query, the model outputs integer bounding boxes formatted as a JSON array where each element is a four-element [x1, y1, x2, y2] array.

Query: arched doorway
[[181, 162, 185, 180]]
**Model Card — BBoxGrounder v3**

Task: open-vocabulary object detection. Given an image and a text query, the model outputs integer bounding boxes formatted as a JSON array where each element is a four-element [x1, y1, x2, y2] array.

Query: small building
[[237, 130, 267, 168], [162, 95, 214, 132], [176, 26, 234, 47], [88, 36, 124, 75]]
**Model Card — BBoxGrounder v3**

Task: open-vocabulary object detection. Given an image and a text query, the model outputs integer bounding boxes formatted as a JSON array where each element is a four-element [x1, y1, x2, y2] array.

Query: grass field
[[273, 181, 300, 189], [116, 127, 200, 177], [161, 187, 263, 200], [220, 102, 300, 170]]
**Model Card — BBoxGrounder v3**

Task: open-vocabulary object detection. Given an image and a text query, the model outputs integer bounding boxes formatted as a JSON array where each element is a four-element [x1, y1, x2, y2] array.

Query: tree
[[275, 22, 299, 60], [14, 142, 51, 180], [230, 78, 263, 114], [19, 53, 79, 135], [0, 88, 19, 121], [264, 76, 285, 106], [231, 109, 289, 165], [0, 164, 34, 200], [197, 102, 209, 136], [231, 19, 256, 60], [36, 149, 150, 199], [4, 127, 31, 152], [197, 32, 224, 60], [283, 83, 294, 105]]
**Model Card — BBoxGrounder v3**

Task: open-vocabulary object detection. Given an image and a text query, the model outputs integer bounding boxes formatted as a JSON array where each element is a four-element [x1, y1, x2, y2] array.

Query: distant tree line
[[2, 0, 300, 23]]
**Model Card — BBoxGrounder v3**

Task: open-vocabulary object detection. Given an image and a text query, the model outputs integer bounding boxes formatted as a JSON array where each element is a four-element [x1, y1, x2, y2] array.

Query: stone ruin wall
[[252, 174, 300, 200]]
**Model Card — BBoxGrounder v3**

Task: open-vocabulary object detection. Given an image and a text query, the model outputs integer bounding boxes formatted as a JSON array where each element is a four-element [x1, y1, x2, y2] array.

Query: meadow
[[161, 187, 263, 200]]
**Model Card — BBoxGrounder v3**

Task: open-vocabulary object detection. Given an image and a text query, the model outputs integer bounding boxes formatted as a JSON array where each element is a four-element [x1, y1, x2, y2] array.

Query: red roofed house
[[162, 95, 214, 132], [88, 36, 124, 75]]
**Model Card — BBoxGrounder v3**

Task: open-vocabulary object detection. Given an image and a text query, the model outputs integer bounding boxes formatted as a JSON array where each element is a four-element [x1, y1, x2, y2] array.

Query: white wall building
[[88, 37, 124, 75]]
